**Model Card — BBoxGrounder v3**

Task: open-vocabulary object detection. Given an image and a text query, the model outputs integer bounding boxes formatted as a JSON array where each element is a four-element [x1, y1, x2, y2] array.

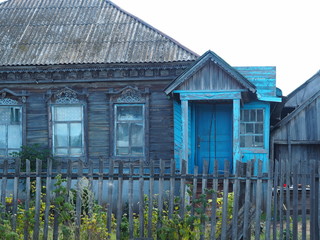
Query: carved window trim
[[107, 86, 150, 163], [46, 87, 88, 161], [0, 88, 28, 157]]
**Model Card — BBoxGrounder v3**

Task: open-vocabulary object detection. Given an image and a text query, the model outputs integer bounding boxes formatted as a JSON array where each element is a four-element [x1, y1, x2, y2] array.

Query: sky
[[1, 0, 319, 95], [110, 0, 320, 95]]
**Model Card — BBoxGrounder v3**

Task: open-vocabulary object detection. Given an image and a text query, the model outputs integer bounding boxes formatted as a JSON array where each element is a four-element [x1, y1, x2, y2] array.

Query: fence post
[[147, 160, 154, 238], [43, 158, 53, 240], [232, 161, 240, 240], [116, 161, 123, 240], [12, 157, 21, 232], [139, 159, 145, 238], [210, 160, 218, 240], [254, 160, 263, 240], [243, 160, 252, 239], [220, 160, 230, 240], [75, 160, 83, 240], [179, 160, 186, 219], [24, 159, 31, 240], [106, 159, 114, 236], [33, 159, 42, 240]]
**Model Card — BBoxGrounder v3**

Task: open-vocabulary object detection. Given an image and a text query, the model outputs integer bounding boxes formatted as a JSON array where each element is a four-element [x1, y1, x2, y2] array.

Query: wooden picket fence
[[0, 157, 319, 239]]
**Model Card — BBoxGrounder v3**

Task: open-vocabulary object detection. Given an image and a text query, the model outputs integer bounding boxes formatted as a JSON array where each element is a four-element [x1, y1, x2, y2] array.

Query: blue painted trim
[[179, 91, 242, 101], [257, 96, 282, 102], [173, 99, 182, 170], [233, 99, 240, 172], [173, 89, 247, 93]]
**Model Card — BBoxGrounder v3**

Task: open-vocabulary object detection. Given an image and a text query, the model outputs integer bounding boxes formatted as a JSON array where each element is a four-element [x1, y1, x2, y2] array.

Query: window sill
[[240, 148, 268, 154]]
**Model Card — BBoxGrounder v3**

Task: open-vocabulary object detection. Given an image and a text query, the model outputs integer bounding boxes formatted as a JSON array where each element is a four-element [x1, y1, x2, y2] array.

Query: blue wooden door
[[195, 103, 232, 173]]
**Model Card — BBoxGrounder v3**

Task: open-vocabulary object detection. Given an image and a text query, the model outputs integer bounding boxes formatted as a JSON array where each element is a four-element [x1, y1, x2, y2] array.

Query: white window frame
[[51, 105, 84, 157], [114, 103, 145, 157], [0, 105, 22, 156]]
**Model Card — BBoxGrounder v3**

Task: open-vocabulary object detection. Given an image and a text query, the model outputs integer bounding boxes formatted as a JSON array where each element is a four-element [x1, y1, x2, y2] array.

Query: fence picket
[[147, 160, 154, 238], [292, 163, 298, 240], [53, 163, 61, 240], [97, 158, 103, 205], [220, 160, 230, 240], [301, 168, 307, 240], [273, 160, 279, 240], [265, 158, 273, 240], [285, 158, 291, 240], [12, 157, 21, 231], [129, 164, 134, 239], [0, 159, 8, 212], [24, 159, 31, 240], [75, 160, 83, 240], [243, 160, 252, 240], [179, 160, 186, 219], [116, 162, 123, 240], [254, 160, 263, 240], [191, 165, 198, 216], [210, 160, 218, 240], [33, 159, 42, 240], [106, 159, 114, 235], [232, 161, 240, 240], [139, 160, 145, 238], [158, 159, 164, 229], [43, 158, 52, 240], [168, 160, 175, 219]]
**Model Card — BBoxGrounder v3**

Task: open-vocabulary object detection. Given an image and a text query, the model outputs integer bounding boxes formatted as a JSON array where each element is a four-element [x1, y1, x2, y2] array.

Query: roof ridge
[[105, 0, 199, 58]]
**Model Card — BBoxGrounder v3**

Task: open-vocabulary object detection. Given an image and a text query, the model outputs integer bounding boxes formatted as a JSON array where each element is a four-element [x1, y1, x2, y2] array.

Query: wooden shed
[[271, 71, 320, 172]]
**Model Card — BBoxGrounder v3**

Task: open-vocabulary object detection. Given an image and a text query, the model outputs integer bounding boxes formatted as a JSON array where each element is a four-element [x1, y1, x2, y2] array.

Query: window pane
[[0, 108, 11, 124], [55, 148, 68, 155], [255, 123, 263, 134], [250, 110, 256, 121], [255, 136, 264, 147], [8, 125, 21, 148], [243, 110, 249, 121], [70, 123, 82, 147], [55, 106, 82, 121], [131, 123, 143, 146], [246, 123, 254, 133], [132, 147, 143, 155], [257, 109, 263, 121], [240, 123, 245, 134], [11, 107, 21, 123], [55, 123, 68, 147], [0, 125, 6, 148], [244, 135, 253, 147], [116, 123, 129, 147], [70, 148, 82, 155], [117, 105, 143, 121], [117, 147, 129, 155]]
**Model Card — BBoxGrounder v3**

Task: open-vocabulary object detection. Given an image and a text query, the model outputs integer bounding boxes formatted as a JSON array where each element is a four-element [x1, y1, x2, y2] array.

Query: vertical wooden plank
[[181, 100, 189, 170], [87, 161, 94, 240], [147, 160, 154, 238], [139, 160, 145, 238], [273, 160, 280, 240], [75, 161, 83, 240], [53, 163, 62, 240], [232, 161, 240, 240], [0, 159, 8, 211], [292, 163, 298, 240], [97, 158, 103, 206], [301, 167, 307, 240], [233, 98, 241, 170], [128, 164, 134, 240], [33, 159, 42, 240], [254, 160, 263, 240], [242, 160, 252, 240], [220, 160, 230, 240], [66, 159, 72, 201], [191, 165, 199, 216], [265, 158, 274, 240], [200, 160, 209, 240], [180, 160, 186, 218], [279, 160, 284, 237], [285, 158, 291, 240], [116, 162, 123, 240], [12, 157, 21, 231], [158, 159, 164, 229], [168, 160, 175, 219], [107, 159, 114, 236], [310, 161, 316, 240], [43, 158, 53, 240], [210, 160, 219, 240], [24, 160, 31, 240]]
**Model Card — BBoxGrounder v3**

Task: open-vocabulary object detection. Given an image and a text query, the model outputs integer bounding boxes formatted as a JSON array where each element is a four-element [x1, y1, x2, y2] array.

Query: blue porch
[[165, 51, 281, 173]]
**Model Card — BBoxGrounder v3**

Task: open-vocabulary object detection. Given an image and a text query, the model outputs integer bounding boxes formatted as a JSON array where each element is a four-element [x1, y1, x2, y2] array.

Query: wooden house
[[271, 71, 320, 172], [0, 0, 280, 173]]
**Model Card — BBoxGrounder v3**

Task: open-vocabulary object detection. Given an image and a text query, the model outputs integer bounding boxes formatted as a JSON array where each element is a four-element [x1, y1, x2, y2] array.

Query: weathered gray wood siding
[[177, 61, 245, 91], [272, 94, 320, 172], [3, 80, 174, 164]]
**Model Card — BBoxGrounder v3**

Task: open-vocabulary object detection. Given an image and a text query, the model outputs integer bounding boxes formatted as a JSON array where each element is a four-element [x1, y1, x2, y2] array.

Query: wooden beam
[[181, 100, 189, 172], [233, 99, 240, 172]]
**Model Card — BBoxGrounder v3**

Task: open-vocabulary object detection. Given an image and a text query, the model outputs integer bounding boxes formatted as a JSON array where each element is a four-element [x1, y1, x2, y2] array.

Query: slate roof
[[0, 0, 198, 66]]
